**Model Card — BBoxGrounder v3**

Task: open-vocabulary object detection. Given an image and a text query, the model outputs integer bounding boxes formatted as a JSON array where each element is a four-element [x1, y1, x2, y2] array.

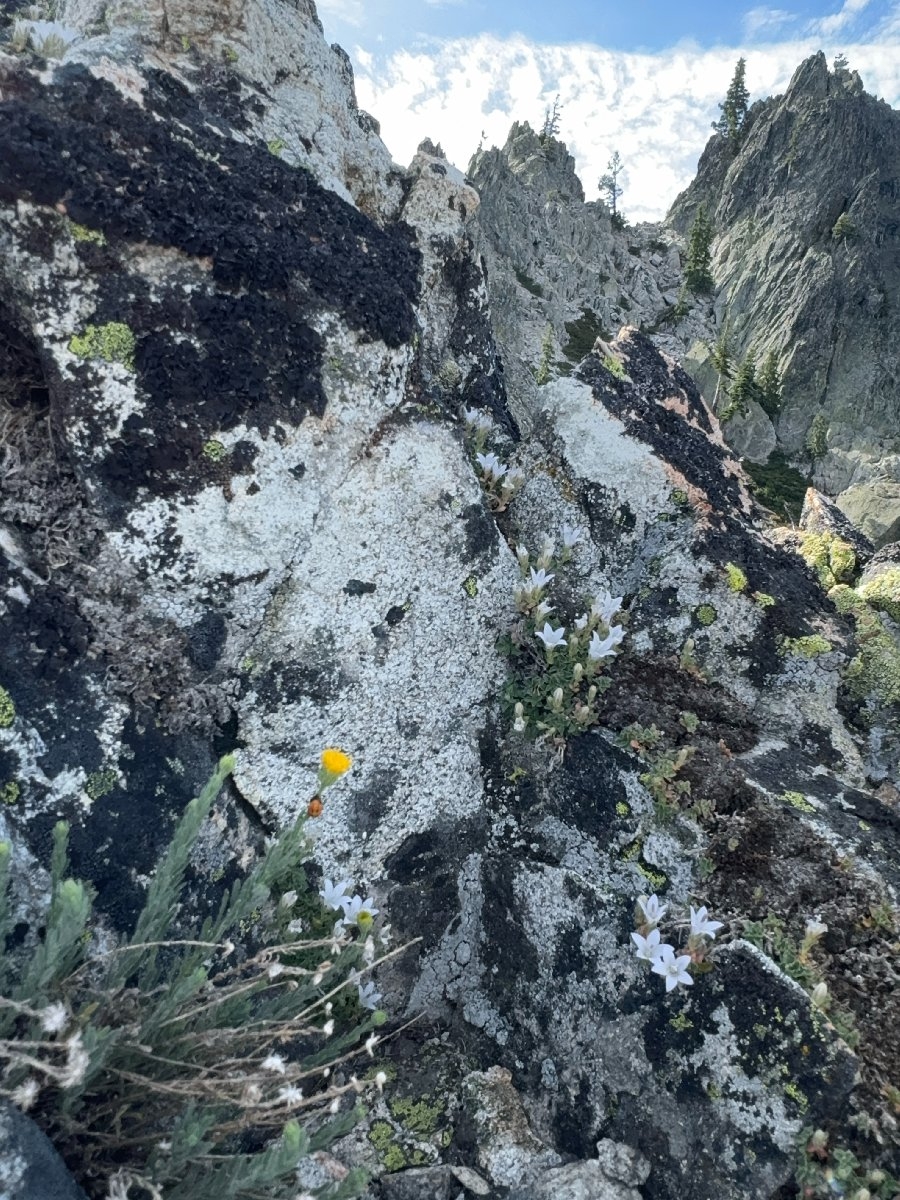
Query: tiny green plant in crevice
[[0, 751, 396, 1200], [267, 137, 286, 157], [795, 1126, 898, 1199], [743, 914, 859, 1049], [617, 722, 698, 823], [499, 535, 626, 749], [462, 407, 525, 511], [725, 562, 748, 593]]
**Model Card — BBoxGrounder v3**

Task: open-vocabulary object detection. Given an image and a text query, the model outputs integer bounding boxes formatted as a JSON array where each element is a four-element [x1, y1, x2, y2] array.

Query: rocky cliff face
[[1, 6, 899, 1200], [669, 52, 900, 547]]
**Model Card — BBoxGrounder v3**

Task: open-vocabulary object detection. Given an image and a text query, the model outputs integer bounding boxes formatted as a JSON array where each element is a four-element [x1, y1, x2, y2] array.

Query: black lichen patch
[[443, 241, 515, 439], [344, 579, 377, 596], [459, 501, 499, 572], [0, 61, 421, 501], [24, 720, 219, 931], [0, 64, 419, 341], [186, 611, 227, 673], [385, 822, 481, 957], [579, 331, 747, 521], [549, 733, 634, 839], [253, 650, 344, 708], [346, 766, 398, 836]]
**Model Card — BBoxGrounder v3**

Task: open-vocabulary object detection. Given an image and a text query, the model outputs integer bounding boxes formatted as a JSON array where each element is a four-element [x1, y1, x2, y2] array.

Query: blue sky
[[316, 0, 900, 220]]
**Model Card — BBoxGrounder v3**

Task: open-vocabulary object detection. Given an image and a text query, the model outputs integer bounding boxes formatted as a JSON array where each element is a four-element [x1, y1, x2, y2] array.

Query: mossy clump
[[754, 592, 776, 608], [368, 1121, 429, 1173], [725, 562, 748, 592], [832, 586, 900, 706], [782, 635, 832, 659], [798, 531, 857, 592], [857, 570, 900, 625], [69, 222, 106, 246], [85, 768, 118, 801], [696, 604, 717, 627], [602, 354, 627, 381], [389, 1096, 445, 1136], [69, 322, 136, 371], [267, 137, 286, 157], [0, 782, 20, 806], [0, 686, 14, 728], [671, 489, 689, 508], [202, 439, 228, 462]]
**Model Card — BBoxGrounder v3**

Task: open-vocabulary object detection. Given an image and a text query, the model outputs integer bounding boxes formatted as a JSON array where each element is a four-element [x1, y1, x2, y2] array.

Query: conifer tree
[[599, 151, 625, 227], [709, 325, 734, 411], [730, 352, 757, 413], [714, 58, 750, 149], [684, 206, 714, 294], [756, 350, 782, 416]]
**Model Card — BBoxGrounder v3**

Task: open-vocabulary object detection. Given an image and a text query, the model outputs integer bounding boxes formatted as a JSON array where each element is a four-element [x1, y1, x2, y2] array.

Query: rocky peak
[[666, 52, 900, 545], [472, 121, 586, 204]]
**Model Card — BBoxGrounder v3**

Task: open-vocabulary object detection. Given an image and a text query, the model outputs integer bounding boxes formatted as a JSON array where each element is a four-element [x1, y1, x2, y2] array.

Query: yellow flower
[[321, 748, 352, 776], [317, 748, 352, 791]]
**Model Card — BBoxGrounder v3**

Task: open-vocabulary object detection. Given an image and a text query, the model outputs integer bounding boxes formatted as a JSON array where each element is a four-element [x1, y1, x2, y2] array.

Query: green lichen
[[0, 782, 20, 806], [267, 137, 286, 157], [671, 488, 689, 507], [695, 604, 717, 627], [69, 322, 136, 370], [222, 45, 238, 63], [725, 563, 748, 593], [615, 800, 631, 817], [669, 1012, 693, 1032], [0, 686, 14, 728], [798, 531, 856, 591], [783, 1080, 809, 1111], [85, 768, 118, 801], [69, 222, 106, 246], [782, 791, 815, 813], [754, 592, 776, 608], [462, 575, 478, 598], [637, 862, 668, 890], [782, 635, 832, 659], [389, 1096, 445, 1136], [202, 439, 228, 462], [367, 1121, 428, 1172], [857, 569, 900, 625]]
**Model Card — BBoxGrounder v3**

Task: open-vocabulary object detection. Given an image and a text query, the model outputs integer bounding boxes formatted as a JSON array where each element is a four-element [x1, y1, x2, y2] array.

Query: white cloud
[[743, 7, 796, 38], [808, 0, 872, 36], [316, 0, 365, 27], [353, 32, 900, 223]]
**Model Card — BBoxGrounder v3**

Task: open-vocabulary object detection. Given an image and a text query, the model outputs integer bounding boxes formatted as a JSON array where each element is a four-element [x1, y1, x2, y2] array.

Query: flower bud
[[810, 981, 829, 1010], [572, 662, 584, 684], [587, 685, 597, 703]]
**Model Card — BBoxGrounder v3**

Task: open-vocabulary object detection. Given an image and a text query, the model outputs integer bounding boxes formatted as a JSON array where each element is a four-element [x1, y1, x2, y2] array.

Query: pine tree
[[684, 206, 714, 294], [756, 350, 782, 416], [540, 95, 562, 141], [730, 353, 757, 413], [598, 151, 625, 225], [714, 58, 750, 149], [709, 325, 734, 411]]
